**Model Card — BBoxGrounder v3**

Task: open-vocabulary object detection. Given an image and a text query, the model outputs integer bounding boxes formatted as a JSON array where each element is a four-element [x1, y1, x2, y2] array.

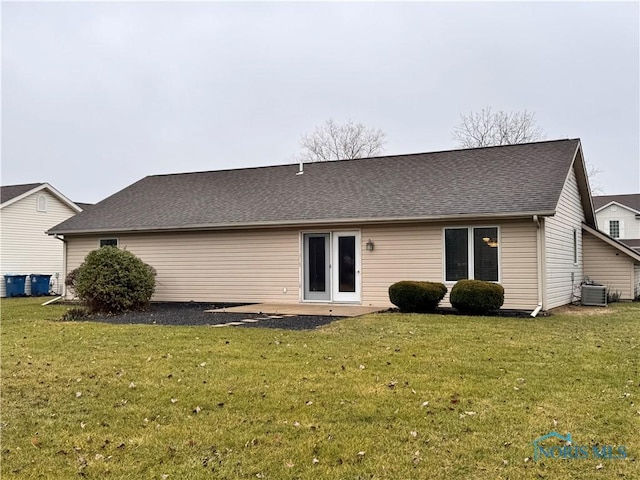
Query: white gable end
[[1, 190, 78, 296]]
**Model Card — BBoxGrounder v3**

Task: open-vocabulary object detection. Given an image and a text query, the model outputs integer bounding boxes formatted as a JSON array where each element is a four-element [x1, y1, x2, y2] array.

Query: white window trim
[[573, 228, 578, 265], [99, 238, 119, 248], [442, 226, 501, 284]]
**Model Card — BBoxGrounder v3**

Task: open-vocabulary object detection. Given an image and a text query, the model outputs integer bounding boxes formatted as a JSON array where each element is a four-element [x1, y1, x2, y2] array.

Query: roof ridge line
[[144, 138, 581, 179]]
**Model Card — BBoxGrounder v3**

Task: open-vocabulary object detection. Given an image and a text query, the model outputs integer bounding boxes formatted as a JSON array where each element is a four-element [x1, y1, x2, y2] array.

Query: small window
[[573, 229, 578, 264], [99, 238, 118, 248], [36, 194, 47, 212], [444, 226, 499, 282], [609, 220, 620, 239]]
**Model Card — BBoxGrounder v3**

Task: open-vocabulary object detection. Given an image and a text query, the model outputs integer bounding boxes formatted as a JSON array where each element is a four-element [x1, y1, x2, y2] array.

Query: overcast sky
[[2, 1, 639, 204]]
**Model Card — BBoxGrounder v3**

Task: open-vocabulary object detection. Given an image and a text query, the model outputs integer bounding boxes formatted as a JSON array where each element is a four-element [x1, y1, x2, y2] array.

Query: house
[[48, 139, 640, 312], [1, 183, 83, 297], [593, 194, 640, 252]]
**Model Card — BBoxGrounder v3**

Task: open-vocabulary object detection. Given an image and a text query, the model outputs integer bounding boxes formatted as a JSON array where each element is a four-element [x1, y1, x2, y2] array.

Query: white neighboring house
[[593, 194, 640, 253], [1, 183, 84, 297]]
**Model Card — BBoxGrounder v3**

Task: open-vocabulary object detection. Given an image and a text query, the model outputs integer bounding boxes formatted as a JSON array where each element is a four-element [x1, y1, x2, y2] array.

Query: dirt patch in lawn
[[548, 304, 612, 316]]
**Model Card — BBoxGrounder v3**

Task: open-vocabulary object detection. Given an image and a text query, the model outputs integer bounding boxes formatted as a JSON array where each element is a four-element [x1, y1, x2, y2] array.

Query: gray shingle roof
[[1, 183, 44, 205], [74, 202, 93, 211], [593, 194, 640, 212], [49, 139, 583, 234], [620, 239, 640, 250]]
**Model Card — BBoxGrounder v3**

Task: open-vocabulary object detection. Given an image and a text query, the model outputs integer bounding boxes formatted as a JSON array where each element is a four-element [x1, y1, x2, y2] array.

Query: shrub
[[450, 279, 504, 315], [62, 307, 90, 321], [65, 267, 80, 297], [388, 281, 447, 313], [74, 247, 156, 314], [606, 287, 622, 304]]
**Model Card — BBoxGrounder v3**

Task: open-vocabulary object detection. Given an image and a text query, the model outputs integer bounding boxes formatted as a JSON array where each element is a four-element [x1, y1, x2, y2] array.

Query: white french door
[[302, 231, 361, 303]]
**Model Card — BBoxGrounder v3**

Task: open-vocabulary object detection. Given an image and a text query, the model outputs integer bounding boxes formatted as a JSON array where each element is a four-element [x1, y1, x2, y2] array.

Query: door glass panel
[[338, 236, 356, 292], [308, 236, 326, 292]]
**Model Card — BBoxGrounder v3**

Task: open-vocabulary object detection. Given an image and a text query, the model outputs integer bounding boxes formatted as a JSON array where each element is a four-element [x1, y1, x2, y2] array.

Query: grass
[[1, 298, 638, 479]]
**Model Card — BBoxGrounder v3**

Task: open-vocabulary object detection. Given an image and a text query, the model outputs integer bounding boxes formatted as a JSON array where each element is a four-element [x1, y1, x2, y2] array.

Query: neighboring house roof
[[619, 238, 640, 252], [593, 193, 640, 214], [1, 183, 44, 204], [1, 183, 83, 213], [49, 139, 593, 235], [582, 223, 640, 263]]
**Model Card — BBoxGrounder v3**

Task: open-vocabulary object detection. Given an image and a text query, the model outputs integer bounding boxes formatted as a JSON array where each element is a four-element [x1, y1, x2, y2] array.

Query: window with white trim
[[573, 229, 578, 264], [99, 238, 119, 248], [609, 220, 620, 238], [36, 194, 47, 212], [444, 227, 499, 282]]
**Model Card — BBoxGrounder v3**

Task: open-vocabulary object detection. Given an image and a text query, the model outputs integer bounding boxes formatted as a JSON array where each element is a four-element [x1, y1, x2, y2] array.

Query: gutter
[[47, 210, 558, 237], [531, 215, 544, 317]]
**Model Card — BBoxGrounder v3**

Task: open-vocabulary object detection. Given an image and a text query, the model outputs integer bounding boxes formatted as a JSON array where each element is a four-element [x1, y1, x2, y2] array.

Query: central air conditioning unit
[[581, 285, 607, 307]]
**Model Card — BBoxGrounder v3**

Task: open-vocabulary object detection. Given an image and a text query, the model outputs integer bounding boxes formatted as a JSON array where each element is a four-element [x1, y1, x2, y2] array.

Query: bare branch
[[586, 160, 604, 195], [299, 119, 386, 162], [452, 107, 544, 148]]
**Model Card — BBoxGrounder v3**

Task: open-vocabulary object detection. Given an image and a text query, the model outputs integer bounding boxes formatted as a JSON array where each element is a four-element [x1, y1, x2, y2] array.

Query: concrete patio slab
[[206, 303, 385, 317]]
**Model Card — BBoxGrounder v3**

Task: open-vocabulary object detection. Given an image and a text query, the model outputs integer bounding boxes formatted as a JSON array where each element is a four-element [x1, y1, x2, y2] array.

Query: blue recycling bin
[[30, 274, 52, 296], [4, 275, 27, 297]]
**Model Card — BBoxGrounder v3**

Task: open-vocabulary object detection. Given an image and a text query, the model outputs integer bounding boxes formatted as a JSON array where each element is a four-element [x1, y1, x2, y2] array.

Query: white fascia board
[[1, 183, 82, 212], [47, 211, 554, 236], [594, 201, 640, 216]]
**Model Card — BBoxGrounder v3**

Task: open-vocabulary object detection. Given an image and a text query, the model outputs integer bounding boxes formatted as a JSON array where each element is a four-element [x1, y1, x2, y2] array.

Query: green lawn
[[1, 298, 638, 479]]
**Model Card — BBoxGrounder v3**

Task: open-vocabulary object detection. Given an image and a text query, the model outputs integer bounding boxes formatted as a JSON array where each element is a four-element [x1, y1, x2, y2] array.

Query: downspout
[[531, 215, 544, 317], [53, 234, 67, 298]]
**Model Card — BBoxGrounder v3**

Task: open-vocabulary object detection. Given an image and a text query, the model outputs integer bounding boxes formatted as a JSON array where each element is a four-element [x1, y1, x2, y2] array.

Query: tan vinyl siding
[[65, 221, 540, 309], [66, 229, 301, 303], [583, 231, 636, 300], [544, 165, 585, 309], [1, 190, 77, 296], [361, 221, 539, 310], [361, 224, 442, 306], [499, 221, 539, 309]]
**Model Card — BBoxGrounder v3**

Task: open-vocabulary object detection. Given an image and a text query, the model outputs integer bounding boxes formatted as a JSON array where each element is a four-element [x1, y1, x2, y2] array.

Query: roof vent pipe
[[296, 160, 304, 176]]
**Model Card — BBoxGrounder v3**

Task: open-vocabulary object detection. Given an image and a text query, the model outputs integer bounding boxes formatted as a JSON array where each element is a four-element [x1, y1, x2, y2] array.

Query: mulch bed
[[67, 302, 537, 330], [75, 302, 344, 330]]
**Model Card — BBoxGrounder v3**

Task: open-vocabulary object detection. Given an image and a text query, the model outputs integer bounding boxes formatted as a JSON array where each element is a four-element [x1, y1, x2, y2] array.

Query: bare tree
[[452, 107, 544, 148], [453, 107, 603, 193], [586, 162, 604, 195], [299, 119, 386, 162]]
